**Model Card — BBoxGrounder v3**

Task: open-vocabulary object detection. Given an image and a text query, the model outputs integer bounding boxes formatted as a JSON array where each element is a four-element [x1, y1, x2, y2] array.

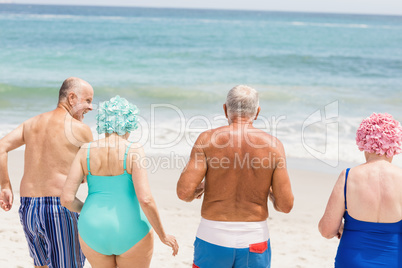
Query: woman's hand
[[337, 222, 344, 239], [160, 234, 179, 256]]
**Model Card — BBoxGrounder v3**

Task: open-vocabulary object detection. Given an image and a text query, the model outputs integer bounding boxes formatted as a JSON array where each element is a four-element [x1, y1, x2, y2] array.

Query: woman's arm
[[61, 148, 86, 213], [318, 169, 347, 239], [129, 146, 179, 256]]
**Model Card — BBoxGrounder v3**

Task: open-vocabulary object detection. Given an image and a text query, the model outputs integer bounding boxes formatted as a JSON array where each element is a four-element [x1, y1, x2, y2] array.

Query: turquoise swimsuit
[[78, 142, 152, 255]]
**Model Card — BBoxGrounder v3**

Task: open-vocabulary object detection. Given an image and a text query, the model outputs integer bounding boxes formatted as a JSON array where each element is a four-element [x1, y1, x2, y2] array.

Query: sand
[[0, 150, 343, 267]]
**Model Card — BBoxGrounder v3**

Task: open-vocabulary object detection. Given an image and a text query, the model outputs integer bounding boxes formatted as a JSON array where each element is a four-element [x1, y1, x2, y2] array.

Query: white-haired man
[[177, 85, 294, 268], [0, 77, 94, 268]]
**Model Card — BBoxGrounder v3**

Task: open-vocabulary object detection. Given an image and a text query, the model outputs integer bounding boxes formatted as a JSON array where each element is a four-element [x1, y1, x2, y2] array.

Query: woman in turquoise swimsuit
[[319, 113, 402, 267], [61, 96, 178, 268]]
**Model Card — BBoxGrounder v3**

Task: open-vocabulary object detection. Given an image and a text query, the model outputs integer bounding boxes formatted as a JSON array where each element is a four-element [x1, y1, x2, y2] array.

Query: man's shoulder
[[196, 126, 226, 141], [203, 125, 230, 136], [68, 119, 93, 145], [245, 126, 282, 145], [70, 118, 91, 132], [22, 110, 56, 129]]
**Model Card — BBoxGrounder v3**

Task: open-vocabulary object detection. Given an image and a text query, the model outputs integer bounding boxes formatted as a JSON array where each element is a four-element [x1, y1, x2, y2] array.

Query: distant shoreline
[[1, 3, 401, 17]]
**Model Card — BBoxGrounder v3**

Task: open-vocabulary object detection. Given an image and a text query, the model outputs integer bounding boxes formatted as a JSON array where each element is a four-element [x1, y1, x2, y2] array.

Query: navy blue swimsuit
[[335, 168, 402, 267]]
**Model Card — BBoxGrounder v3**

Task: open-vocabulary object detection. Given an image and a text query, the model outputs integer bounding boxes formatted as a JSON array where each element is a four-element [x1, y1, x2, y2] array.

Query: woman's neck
[[365, 152, 393, 164]]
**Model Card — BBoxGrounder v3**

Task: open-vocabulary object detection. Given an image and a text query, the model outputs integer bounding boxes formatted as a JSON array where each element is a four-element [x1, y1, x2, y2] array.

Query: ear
[[254, 106, 261, 120], [223, 104, 228, 119], [67, 91, 77, 106]]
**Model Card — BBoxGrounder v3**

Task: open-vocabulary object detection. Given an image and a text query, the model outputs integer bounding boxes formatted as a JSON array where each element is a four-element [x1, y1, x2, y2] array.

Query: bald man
[[0, 77, 94, 268]]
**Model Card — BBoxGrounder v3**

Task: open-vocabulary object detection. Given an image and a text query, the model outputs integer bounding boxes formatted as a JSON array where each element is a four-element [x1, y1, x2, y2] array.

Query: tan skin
[[319, 152, 402, 239], [61, 133, 178, 268], [0, 78, 94, 268], [177, 104, 294, 222]]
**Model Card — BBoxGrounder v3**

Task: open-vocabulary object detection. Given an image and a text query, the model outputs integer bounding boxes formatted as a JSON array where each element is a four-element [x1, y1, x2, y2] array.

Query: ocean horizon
[[3, 3, 402, 17], [1, 4, 401, 167]]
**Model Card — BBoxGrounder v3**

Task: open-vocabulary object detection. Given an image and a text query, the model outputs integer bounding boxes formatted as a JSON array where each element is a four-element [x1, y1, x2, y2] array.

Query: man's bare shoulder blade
[[198, 129, 214, 143], [259, 132, 282, 148], [73, 117, 92, 135]]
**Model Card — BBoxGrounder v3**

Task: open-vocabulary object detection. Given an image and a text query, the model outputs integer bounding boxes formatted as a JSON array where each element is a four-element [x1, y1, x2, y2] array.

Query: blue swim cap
[[96, 95, 139, 135]]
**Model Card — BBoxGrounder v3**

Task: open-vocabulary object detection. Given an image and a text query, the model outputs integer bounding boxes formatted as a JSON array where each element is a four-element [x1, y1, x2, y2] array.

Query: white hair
[[226, 85, 259, 119]]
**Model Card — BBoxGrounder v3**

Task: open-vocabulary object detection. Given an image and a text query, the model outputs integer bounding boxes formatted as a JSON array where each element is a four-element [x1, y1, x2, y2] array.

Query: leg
[[243, 240, 271, 268], [79, 236, 117, 268], [116, 230, 154, 268], [193, 237, 235, 268], [19, 198, 49, 268], [41, 199, 85, 268]]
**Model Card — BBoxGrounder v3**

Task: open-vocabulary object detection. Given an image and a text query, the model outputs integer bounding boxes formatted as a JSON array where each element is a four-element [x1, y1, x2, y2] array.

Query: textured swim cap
[[356, 113, 402, 157], [96, 95, 139, 135]]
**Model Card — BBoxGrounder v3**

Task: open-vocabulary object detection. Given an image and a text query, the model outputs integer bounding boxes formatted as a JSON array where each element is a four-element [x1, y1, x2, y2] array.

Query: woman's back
[[335, 162, 402, 267], [346, 161, 402, 223], [82, 139, 133, 176], [62, 96, 178, 267], [78, 140, 151, 255], [320, 113, 402, 268]]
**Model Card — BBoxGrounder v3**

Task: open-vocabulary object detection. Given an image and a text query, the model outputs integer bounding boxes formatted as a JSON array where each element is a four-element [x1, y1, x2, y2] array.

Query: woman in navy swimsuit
[[319, 113, 402, 268]]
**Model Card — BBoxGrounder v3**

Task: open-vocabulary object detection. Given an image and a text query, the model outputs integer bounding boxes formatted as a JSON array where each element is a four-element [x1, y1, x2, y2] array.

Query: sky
[[5, 0, 402, 16]]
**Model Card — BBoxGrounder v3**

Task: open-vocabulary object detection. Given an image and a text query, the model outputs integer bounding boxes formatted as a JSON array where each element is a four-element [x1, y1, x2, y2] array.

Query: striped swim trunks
[[19, 197, 85, 268]]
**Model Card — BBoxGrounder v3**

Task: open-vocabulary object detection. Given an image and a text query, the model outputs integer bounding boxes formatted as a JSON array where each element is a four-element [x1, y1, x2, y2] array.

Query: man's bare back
[[199, 124, 288, 221], [177, 86, 293, 222], [20, 107, 92, 197], [179, 121, 293, 222]]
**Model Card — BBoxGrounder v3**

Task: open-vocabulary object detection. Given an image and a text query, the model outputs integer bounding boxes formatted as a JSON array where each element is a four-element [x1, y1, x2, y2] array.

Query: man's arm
[[177, 133, 208, 202], [0, 124, 25, 211], [270, 141, 294, 213]]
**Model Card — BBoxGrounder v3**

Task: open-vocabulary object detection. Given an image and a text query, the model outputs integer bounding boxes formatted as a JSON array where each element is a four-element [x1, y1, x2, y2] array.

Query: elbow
[[138, 195, 154, 207], [281, 204, 293, 214], [277, 196, 294, 214], [60, 194, 73, 209], [177, 189, 193, 202], [319, 228, 335, 239], [283, 196, 294, 213], [278, 203, 293, 214], [318, 221, 336, 239]]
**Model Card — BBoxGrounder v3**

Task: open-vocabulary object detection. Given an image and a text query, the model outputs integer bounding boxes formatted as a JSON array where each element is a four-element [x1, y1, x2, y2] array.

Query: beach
[[1, 150, 343, 267], [1, 4, 401, 267]]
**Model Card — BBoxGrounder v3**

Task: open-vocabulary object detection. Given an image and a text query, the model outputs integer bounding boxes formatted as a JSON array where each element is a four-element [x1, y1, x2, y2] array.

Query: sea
[[0, 4, 401, 169]]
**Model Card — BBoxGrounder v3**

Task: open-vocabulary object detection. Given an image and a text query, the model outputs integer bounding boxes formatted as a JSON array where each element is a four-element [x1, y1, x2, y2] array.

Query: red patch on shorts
[[193, 263, 200, 268], [249, 241, 268, 253]]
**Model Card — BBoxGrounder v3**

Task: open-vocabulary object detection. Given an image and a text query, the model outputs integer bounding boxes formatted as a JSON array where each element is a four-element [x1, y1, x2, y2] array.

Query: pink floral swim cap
[[356, 113, 402, 157]]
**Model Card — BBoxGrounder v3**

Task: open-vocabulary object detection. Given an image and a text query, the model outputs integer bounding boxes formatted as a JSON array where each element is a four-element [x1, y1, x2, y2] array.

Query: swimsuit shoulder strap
[[87, 142, 92, 175], [123, 142, 134, 171], [344, 168, 351, 210]]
